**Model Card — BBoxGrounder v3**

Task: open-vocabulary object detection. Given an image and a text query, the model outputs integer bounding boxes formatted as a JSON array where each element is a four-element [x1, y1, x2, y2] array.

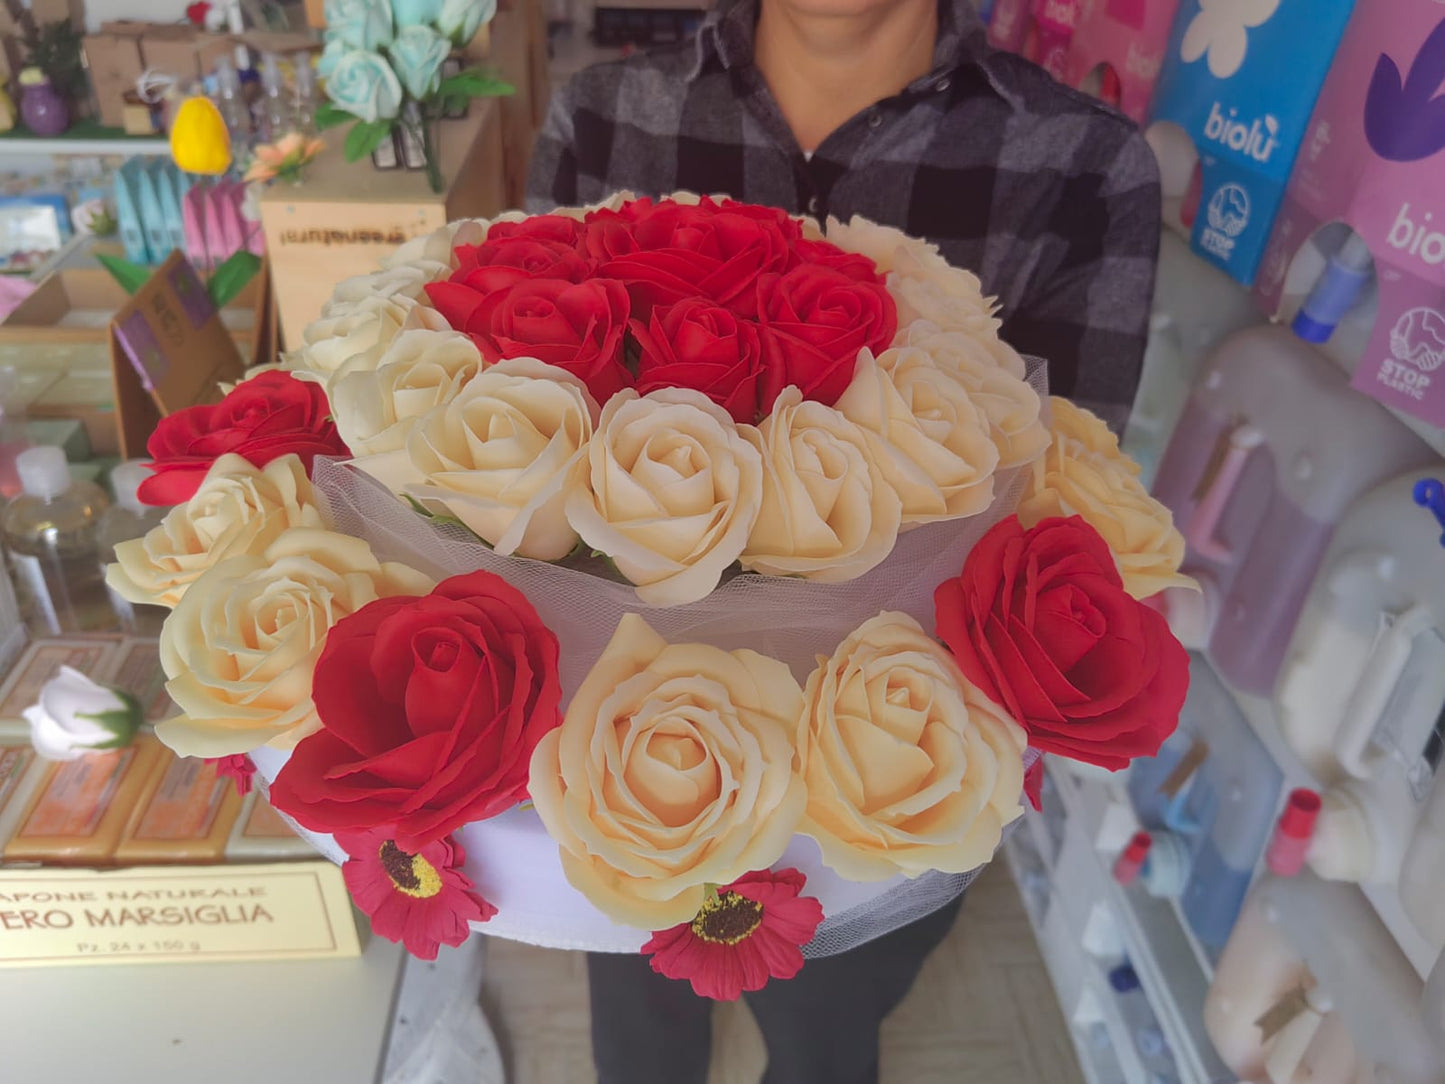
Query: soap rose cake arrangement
[[106, 193, 1193, 998]]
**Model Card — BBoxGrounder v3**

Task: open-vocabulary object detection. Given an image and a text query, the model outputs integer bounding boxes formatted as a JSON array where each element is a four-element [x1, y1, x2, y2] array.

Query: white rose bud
[[24, 667, 144, 761]]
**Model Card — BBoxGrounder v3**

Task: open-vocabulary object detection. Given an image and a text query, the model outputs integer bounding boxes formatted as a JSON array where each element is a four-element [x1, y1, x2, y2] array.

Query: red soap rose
[[633, 298, 766, 423], [794, 238, 886, 284], [934, 515, 1189, 771], [425, 276, 633, 403], [451, 237, 593, 293], [755, 263, 898, 409], [138, 370, 348, 506], [486, 214, 583, 246], [598, 197, 800, 318], [269, 570, 564, 852]]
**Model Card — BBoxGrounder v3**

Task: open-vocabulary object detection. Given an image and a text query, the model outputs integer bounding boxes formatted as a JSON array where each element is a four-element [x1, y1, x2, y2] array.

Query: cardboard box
[[486, 2, 540, 209], [259, 100, 506, 348], [0, 264, 276, 457], [83, 29, 147, 129]]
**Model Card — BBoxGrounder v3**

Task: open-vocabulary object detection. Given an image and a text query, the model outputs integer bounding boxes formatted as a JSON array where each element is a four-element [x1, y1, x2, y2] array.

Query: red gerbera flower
[[641, 868, 824, 1001], [335, 827, 497, 960], [208, 754, 255, 798]]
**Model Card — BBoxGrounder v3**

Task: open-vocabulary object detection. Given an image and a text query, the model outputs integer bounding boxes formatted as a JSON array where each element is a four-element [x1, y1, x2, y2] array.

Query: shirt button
[[868, 110, 882, 129], [936, 77, 952, 93], [807, 196, 820, 215]]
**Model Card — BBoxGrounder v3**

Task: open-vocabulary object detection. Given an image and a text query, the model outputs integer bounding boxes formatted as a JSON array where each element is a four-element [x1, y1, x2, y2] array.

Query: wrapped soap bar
[[225, 792, 316, 861], [113, 752, 244, 865], [3, 737, 166, 865], [0, 740, 49, 855]]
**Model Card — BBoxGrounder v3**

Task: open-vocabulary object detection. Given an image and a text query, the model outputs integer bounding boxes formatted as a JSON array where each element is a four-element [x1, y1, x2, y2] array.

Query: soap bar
[[0, 743, 49, 854], [103, 638, 175, 722], [3, 737, 165, 865], [113, 752, 243, 865], [225, 793, 316, 861], [0, 639, 123, 722]]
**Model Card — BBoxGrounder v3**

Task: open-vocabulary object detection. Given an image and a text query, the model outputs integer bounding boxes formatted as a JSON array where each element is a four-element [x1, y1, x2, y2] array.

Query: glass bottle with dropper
[[97, 460, 171, 636]]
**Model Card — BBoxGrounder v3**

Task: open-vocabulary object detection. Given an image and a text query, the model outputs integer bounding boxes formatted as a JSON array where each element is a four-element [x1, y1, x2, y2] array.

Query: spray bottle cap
[[1292, 233, 1375, 344], [17, 445, 70, 500], [1265, 788, 1322, 876], [109, 460, 156, 515], [1112, 830, 1152, 885], [1415, 478, 1445, 549], [261, 52, 282, 89]]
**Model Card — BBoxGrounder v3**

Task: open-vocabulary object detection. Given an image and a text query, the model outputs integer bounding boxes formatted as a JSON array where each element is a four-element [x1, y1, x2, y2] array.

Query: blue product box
[[114, 158, 151, 266], [1148, 0, 1356, 286]]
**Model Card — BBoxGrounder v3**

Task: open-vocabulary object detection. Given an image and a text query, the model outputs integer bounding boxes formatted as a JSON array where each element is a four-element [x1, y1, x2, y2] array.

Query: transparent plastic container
[[1, 446, 117, 636], [97, 460, 170, 636], [1150, 327, 1434, 693]]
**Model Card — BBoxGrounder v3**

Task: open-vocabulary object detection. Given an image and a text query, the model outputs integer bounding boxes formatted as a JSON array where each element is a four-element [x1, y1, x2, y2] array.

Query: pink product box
[[988, 0, 1033, 53], [1062, 0, 1180, 123], [1255, 4, 1445, 428], [1027, 0, 1082, 80]]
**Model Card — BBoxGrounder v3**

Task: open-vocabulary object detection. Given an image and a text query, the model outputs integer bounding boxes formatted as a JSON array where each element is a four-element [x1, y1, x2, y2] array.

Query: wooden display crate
[[258, 101, 507, 349]]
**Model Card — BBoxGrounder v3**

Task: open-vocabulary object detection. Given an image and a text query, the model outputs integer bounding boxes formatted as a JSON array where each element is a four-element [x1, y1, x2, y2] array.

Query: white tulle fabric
[[252, 365, 1048, 955]]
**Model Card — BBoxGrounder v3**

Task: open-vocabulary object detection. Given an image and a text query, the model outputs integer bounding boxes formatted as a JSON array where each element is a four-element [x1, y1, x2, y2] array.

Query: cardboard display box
[[0, 263, 276, 457], [82, 25, 147, 129], [259, 100, 505, 348]]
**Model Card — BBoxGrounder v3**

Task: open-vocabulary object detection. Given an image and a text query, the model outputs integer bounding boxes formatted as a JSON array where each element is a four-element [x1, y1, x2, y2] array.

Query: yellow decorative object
[[169, 96, 233, 175], [0, 88, 13, 133]]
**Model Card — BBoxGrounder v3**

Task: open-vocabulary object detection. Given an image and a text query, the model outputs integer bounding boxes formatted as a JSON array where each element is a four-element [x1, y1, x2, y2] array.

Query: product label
[[133, 759, 226, 842], [18, 748, 135, 839], [108, 639, 172, 721], [0, 862, 360, 966]]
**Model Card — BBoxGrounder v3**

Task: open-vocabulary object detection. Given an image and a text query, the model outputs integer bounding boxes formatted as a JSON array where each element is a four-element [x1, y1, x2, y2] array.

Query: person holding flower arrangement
[[525, 0, 1165, 1079]]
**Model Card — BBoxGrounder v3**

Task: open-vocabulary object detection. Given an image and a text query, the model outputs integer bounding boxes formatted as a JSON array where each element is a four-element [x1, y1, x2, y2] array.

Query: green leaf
[[315, 101, 355, 131], [206, 251, 262, 310], [435, 68, 514, 101], [344, 119, 396, 162], [95, 251, 153, 295]]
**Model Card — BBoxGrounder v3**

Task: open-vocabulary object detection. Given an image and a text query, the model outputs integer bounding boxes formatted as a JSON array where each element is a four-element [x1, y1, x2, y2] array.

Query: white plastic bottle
[[1, 446, 116, 636], [1401, 781, 1445, 952], [97, 460, 170, 636], [1275, 469, 1445, 784], [257, 52, 290, 143]]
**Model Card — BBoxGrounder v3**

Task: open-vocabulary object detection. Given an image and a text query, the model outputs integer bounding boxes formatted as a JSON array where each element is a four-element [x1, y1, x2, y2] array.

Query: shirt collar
[[689, 0, 1008, 101]]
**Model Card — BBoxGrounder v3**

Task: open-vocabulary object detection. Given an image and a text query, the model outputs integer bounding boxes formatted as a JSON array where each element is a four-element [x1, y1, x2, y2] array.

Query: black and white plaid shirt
[[527, 0, 1161, 421]]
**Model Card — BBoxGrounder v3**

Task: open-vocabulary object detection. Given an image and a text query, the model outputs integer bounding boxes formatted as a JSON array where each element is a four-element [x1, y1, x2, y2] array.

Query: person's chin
[[764, 0, 914, 20]]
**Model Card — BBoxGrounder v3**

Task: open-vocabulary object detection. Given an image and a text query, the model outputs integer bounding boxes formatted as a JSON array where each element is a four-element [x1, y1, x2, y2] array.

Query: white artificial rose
[[564, 388, 763, 606], [834, 347, 1000, 524], [157, 529, 433, 757], [106, 454, 325, 609], [324, 262, 449, 314], [528, 613, 805, 928], [289, 293, 412, 381], [24, 667, 143, 761], [739, 387, 902, 581], [901, 321, 1049, 468], [823, 215, 939, 275], [377, 359, 599, 561], [332, 328, 485, 460], [798, 613, 1026, 880], [381, 220, 488, 268]]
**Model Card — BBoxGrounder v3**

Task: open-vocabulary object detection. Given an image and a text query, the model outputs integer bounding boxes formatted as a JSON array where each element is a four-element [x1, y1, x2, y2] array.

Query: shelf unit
[[0, 123, 168, 158]]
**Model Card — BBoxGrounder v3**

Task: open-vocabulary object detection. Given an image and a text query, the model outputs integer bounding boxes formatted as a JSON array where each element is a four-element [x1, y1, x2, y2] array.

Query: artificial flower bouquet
[[106, 193, 1191, 998], [317, 0, 512, 191]]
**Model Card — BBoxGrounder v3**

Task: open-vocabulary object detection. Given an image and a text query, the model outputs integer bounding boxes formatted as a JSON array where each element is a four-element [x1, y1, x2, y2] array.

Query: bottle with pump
[[2, 446, 116, 636], [1291, 230, 1376, 346], [97, 460, 170, 636], [0, 365, 30, 501]]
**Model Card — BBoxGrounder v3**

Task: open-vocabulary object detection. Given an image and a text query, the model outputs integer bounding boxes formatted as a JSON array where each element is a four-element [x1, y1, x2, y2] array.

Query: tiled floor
[[479, 863, 1084, 1083]]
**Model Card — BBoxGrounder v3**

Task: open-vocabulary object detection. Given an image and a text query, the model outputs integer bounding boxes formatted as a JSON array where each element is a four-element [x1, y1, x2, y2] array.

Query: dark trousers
[[588, 893, 965, 1084]]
